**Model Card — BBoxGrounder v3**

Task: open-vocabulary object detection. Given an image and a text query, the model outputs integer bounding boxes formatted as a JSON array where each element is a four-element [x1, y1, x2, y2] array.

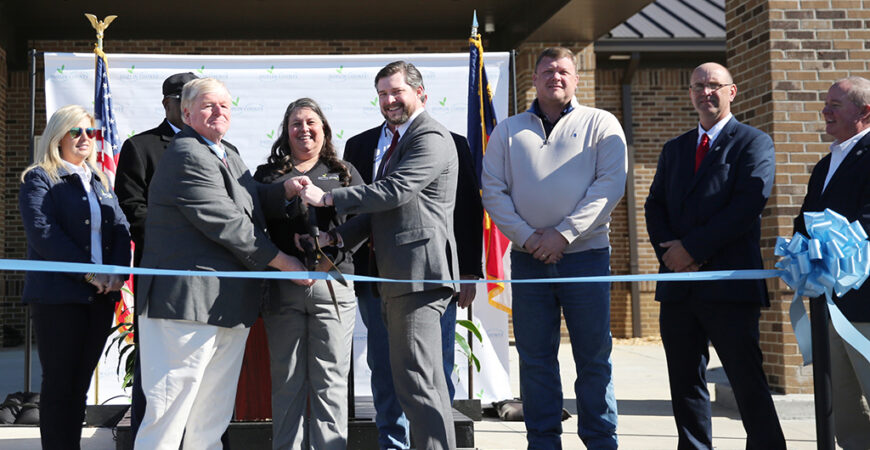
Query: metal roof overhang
[[0, 0, 653, 68]]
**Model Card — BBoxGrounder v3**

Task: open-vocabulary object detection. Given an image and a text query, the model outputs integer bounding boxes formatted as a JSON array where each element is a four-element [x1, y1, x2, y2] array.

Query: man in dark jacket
[[795, 76, 870, 449], [644, 62, 786, 449]]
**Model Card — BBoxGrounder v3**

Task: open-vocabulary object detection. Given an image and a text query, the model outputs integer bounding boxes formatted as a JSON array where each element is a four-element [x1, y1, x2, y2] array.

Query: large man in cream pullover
[[482, 47, 627, 449]]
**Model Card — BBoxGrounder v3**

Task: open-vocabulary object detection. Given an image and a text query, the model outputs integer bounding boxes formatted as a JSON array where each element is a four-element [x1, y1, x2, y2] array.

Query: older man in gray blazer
[[134, 77, 310, 450], [301, 61, 459, 450]]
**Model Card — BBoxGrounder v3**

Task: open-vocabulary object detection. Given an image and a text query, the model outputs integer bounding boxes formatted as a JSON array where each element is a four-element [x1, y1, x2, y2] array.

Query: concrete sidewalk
[[0, 340, 819, 449]]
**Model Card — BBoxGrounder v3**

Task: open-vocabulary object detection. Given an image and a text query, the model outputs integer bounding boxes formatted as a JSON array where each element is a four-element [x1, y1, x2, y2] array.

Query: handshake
[[267, 175, 340, 285], [283, 175, 332, 207]]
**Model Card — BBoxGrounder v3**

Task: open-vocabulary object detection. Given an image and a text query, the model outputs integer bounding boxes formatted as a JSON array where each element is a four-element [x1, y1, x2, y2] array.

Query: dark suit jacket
[[645, 117, 775, 305], [343, 122, 484, 296], [795, 131, 870, 321], [138, 125, 286, 328], [334, 112, 461, 299], [116, 119, 175, 266]]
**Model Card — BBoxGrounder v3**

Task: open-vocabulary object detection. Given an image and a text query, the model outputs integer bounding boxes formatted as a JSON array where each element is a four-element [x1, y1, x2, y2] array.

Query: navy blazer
[[342, 123, 484, 296], [19, 165, 132, 304], [645, 117, 775, 305], [795, 131, 870, 321]]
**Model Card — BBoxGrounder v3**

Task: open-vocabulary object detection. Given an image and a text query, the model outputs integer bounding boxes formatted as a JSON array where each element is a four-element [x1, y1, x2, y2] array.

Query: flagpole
[[467, 10, 479, 401], [84, 12, 118, 405]]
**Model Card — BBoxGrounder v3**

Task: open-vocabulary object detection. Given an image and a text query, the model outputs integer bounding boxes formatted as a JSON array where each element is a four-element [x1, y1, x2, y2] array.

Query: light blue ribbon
[[0, 258, 780, 284], [775, 209, 870, 365], [6, 209, 870, 369]]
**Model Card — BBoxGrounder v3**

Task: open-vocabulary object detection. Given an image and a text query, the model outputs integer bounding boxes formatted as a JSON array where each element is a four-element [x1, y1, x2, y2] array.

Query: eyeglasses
[[69, 127, 97, 139], [690, 83, 733, 93]]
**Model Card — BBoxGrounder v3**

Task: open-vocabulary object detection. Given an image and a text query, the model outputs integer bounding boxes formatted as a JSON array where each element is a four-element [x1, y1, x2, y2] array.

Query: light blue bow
[[775, 209, 870, 365]]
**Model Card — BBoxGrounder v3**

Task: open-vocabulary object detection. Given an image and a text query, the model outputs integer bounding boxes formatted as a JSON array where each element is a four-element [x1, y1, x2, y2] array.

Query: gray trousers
[[264, 280, 356, 450], [830, 320, 870, 450], [382, 287, 456, 450]]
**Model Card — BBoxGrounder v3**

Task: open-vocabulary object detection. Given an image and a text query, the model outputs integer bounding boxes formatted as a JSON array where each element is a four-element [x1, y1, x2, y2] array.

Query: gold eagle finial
[[84, 14, 117, 49]]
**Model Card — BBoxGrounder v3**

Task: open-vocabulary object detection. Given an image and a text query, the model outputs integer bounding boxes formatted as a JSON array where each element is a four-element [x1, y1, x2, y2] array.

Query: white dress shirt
[[823, 127, 870, 191]]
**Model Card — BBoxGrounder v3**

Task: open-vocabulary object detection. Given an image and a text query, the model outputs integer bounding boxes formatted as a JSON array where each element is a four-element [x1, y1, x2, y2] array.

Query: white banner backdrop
[[43, 52, 513, 406]]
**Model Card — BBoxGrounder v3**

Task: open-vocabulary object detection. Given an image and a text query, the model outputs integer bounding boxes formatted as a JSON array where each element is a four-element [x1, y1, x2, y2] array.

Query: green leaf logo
[[266, 130, 275, 139], [336, 130, 344, 139], [267, 65, 274, 74], [127, 130, 136, 138], [127, 65, 135, 74], [336, 65, 344, 74], [476, 389, 484, 399], [197, 65, 205, 74], [370, 97, 377, 106], [439, 97, 447, 106], [56, 65, 65, 74], [232, 97, 240, 107]]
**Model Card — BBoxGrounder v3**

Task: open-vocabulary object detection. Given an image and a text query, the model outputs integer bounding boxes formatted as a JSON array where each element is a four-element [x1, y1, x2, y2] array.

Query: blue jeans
[[511, 249, 618, 450], [357, 283, 457, 449]]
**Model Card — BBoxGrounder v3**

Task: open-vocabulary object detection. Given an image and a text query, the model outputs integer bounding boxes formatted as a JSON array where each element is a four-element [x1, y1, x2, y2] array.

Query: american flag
[[94, 47, 134, 342], [94, 48, 121, 186], [467, 32, 511, 313]]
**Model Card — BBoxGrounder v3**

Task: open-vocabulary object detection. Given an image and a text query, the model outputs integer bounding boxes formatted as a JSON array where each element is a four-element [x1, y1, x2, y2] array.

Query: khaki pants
[[829, 320, 870, 450]]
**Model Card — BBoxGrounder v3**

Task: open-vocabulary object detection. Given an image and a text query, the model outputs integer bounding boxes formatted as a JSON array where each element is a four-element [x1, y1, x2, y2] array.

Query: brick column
[[726, 0, 870, 393]]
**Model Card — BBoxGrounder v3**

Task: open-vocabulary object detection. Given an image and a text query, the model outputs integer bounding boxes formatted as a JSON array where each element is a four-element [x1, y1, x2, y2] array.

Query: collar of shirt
[[395, 107, 424, 139], [697, 113, 733, 147], [167, 120, 181, 135], [529, 99, 575, 125], [830, 126, 870, 156], [60, 159, 94, 191], [199, 135, 226, 160], [374, 108, 425, 175]]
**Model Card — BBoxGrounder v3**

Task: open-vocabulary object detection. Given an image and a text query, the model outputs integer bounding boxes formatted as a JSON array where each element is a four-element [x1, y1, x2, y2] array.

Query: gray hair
[[181, 77, 230, 112], [835, 76, 870, 109]]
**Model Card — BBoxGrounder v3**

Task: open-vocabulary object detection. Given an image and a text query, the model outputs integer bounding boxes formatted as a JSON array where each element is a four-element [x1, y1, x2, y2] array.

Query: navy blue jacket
[[19, 165, 132, 304], [795, 131, 870, 321], [645, 117, 775, 305]]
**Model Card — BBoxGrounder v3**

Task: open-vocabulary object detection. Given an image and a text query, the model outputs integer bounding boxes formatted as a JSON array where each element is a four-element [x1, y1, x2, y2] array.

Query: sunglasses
[[69, 127, 97, 139]]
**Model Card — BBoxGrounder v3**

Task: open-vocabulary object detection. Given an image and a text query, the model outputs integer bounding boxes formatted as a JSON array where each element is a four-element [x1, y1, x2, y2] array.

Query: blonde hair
[[20, 104, 109, 189]]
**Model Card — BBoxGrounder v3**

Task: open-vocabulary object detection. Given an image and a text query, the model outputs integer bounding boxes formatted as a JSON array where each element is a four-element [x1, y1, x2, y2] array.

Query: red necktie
[[695, 133, 710, 173], [376, 130, 400, 180]]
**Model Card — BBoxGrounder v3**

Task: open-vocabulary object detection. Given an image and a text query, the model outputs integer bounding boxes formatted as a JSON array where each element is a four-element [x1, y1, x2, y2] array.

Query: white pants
[[134, 315, 249, 450]]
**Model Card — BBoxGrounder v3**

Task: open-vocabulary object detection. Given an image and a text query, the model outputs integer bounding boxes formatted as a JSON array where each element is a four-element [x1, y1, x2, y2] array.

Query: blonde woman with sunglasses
[[19, 104, 131, 449]]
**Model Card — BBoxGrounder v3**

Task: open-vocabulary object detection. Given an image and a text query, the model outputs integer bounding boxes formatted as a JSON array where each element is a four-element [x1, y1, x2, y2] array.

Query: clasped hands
[[86, 274, 127, 294], [660, 240, 699, 272], [523, 228, 568, 264]]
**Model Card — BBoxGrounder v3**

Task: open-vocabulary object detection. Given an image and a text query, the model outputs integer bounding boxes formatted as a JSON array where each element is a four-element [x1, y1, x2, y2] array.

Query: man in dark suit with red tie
[[795, 76, 870, 448], [341, 110, 483, 449], [644, 62, 786, 449]]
